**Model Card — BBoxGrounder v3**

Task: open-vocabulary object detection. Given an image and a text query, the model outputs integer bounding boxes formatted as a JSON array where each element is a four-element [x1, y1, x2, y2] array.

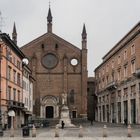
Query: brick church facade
[[21, 7, 87, 119]]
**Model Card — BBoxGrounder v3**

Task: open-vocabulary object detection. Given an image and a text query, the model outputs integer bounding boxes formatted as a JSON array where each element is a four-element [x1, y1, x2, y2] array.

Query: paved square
[[1, 122, 140, 139]]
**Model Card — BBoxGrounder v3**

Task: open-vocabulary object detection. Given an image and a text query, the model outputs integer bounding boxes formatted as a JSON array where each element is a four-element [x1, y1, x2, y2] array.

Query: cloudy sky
[[0, 0, 140, 76]]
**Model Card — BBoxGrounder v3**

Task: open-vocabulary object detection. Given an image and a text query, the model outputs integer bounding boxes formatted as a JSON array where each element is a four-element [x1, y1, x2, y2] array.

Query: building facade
[[95, 22, 140, 124], [21, 8, 87, 119], [0, 31, 25, 128], [87, 77, 97, 121], [22, 64, 34, 125]]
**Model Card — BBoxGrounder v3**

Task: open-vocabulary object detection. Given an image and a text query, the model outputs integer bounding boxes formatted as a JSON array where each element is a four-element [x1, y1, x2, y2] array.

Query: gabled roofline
[[20, 32, 81, 52]]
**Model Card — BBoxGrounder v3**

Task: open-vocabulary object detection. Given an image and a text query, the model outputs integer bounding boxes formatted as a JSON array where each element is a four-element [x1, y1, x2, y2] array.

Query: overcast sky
[[0, 0, 140, 76]]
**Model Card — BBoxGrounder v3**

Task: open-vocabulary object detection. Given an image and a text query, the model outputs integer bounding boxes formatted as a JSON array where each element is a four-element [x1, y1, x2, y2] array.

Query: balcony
[[8, 100, 24, 109], [135, 69, 140, 78], [106, 81, 117, 90]]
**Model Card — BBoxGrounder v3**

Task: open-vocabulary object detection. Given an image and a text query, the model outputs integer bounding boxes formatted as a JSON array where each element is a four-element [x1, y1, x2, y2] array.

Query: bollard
[[10, 116, 14, 137], [10, 127, 14, 137], [32, 124, 36, 137], [78, 125, 83, 137], [55, 126, 59, 137], [127, 125, 132, 137], [102, 125, 107, 137]]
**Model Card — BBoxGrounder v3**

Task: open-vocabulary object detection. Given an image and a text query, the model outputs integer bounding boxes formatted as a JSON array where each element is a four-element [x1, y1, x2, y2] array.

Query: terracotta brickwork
[[21, 8, 87, 118]]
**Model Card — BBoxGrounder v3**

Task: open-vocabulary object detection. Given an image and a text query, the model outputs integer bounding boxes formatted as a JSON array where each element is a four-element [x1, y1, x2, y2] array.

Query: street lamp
[[0, 39, 3, 136]]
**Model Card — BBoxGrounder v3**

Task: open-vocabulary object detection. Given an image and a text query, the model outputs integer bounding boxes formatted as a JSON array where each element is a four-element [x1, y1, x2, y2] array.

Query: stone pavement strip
[[1, 138, 140, 140]]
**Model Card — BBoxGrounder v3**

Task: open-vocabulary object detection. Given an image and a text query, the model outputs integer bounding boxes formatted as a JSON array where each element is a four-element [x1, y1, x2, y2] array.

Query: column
[[105, 104, 107, 122], [115, 92, 118, 123], [97, 106, 100, 121], [108, 94, 111, 123], [127, 86, 131, 124], [40, 105, 43, 118], [101, 105, 103, 122], [121, 88, 124, 123], [136, 81, 140, 124], [115, 91, 118, 123]]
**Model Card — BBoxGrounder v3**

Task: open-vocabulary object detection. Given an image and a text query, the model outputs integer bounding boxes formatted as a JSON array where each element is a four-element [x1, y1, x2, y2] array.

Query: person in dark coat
[[124, 118, 127, 126], [61, 121, 65, 129]]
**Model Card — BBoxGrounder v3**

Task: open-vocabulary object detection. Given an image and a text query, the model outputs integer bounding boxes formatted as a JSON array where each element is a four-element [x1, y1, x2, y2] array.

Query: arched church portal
[[46, 106, 54, 118], [40, 95, 59, 118]]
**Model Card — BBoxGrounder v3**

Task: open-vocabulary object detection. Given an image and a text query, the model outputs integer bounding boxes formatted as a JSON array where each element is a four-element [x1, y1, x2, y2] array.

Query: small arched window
[[70, 89, 75, 104]]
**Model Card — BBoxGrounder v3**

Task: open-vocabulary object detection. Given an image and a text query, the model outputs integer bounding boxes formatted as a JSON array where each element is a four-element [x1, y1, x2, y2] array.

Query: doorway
[[72, 111, 76, 118], [131, 99, 136, 124], [46, 106, 54, 118], [124, 101, 128, 123]]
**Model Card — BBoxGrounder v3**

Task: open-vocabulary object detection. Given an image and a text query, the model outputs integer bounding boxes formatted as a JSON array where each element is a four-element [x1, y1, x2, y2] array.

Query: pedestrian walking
[[61, 121, 65, 129]]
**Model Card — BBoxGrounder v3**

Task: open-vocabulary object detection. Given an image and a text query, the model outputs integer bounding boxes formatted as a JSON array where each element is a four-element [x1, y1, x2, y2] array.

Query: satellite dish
[[22, 58, 29, 65], [8, 110, 15, 117]]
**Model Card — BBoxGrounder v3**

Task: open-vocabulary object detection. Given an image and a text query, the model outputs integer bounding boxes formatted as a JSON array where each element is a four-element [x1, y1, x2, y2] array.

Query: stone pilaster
[[136, 81, 140, 124], [121, 88, 124, 123], [63, 57, 68, 94], [127, 86, 131, 124], [115, 91, 118, 123]]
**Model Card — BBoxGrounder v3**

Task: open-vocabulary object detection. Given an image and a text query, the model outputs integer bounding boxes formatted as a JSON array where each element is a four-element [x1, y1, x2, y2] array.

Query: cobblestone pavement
[[1, 122, 140, 139]]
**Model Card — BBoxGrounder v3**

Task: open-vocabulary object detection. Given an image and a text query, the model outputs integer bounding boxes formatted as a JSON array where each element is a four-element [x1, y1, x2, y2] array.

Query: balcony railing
[[106, 81, 117, 90], [8, 100, 24, 109]]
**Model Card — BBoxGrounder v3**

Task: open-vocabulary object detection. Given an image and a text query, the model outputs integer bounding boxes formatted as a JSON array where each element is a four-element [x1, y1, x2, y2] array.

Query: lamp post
[[0, 42, 3, 136]]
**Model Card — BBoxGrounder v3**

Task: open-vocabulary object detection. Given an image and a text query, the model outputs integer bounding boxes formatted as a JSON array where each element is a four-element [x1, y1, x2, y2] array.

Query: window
[[112, 60, 114, 68], [131, 60, 135, 74], [106, 65, 109, 72], [118, 56, 121, 64], [102, 78, 105, 88], [17, 73, 21, 86], [18, 90, 20, 102], [8, 66, 11, 80], [26, 98, 28, 106], [13, 70, 16, 83], [106, 75, 109, 84], [13, 57, 16, 65], [17, 60, 20, 69], [99, 97, 101, 103], [23, 80, 26, 90], [111, 71, 115, 81], [124, 88, 128, 97], [98, 72, 100, 78], [99, 81, 101, 90], [103, 68, 105, 75], [118, 90, 121, 98], [124, 64, 128, 78], [13, 88, 16, 101], [8, 86, 11, 100], [7, 50, 12, 62], [131, 45, 135, 55], [124, 50, 127, 60], [117, 68, 121, 81], [69, 89, 75, 104], [131, 85, 136, 93]]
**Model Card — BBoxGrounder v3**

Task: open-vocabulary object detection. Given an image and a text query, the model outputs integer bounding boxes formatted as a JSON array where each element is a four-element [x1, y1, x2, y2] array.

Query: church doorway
[[46, 106, 54, 118], [72, 111, 77, 118]]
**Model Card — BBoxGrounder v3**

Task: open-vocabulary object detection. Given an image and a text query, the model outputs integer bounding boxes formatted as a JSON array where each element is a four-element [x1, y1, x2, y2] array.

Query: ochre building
[[0, 29, 25, 128], [21, 8, 87, 119], [95, 22, 140, 124]]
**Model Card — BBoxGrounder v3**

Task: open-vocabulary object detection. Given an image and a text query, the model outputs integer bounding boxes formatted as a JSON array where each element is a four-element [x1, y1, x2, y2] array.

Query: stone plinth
[[56, 104, 75, 127]]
